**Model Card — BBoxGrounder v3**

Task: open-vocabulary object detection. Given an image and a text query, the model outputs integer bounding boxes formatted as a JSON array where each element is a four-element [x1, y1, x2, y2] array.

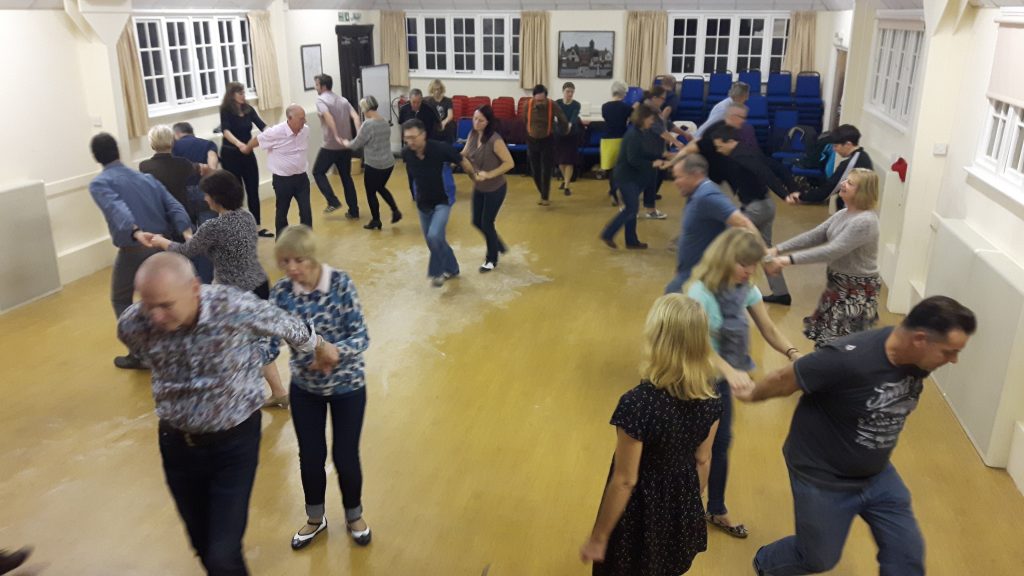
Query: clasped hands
[[309, 336, 341, 374]]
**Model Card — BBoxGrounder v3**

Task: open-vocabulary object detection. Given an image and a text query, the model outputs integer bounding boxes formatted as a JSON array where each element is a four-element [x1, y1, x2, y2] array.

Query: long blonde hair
[[640, 294, 719, 400], [687, 229, 765, 295]]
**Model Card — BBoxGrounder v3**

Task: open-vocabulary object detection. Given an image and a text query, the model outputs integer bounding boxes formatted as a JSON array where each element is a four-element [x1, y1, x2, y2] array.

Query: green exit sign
[[338, 12, 362, 23]]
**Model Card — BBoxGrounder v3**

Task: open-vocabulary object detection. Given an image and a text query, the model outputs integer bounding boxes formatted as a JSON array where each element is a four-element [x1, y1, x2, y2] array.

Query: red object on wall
[[891, 157, 908, 182]]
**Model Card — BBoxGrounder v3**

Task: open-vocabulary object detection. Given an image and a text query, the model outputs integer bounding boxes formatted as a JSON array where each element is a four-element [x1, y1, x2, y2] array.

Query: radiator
[[0, 180, 62, 312], [925, 216, 1024, 467]]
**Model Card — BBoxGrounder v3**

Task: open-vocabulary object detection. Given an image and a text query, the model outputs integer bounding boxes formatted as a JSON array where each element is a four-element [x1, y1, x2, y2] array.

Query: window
[[133, 15, 255, 116], [406, 12, 521, 78], [978, 99, 1024, 185], [667, 13, 790, 78], [868, 24, 924, 126]]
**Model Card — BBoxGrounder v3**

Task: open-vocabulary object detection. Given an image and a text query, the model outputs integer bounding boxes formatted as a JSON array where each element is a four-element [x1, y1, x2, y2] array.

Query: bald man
[[249, 105, 312, 235], [118, 253, 338, 575]]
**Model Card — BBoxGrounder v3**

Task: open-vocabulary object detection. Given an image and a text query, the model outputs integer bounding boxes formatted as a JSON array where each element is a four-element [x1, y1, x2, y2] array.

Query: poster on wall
[[301, 44, 322, 91], [558, 31, 614, 79]]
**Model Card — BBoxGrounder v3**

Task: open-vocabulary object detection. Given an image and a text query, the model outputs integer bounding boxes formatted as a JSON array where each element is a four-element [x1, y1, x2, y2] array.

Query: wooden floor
[[2, 167, 1023, 575]]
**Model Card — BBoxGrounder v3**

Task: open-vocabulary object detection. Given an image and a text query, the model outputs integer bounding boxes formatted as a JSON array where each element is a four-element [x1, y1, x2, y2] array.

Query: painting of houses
[[558, 31, 614, 79]]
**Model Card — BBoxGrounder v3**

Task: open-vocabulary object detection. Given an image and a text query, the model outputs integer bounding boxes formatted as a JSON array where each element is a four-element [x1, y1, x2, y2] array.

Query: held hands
[[785, 192, 801, 205], [474, 170, 489, 182], [239, 144, 252, 155], [762, 258, 783, 275], [336, 136, 348, 148], [579, 537, 607, 565], [309, 338, 341, 374], [724, 368, 755, 398]]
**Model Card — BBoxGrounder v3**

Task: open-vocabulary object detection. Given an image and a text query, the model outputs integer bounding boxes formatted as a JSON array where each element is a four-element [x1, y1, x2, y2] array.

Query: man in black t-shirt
[[737, 296, 976, 576], [401, 119, 476, 288]]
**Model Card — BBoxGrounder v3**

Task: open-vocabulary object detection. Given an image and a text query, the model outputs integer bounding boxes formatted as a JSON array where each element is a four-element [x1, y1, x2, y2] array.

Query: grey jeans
[[742, 197, 789, 296], [112, 246, 161, 318]]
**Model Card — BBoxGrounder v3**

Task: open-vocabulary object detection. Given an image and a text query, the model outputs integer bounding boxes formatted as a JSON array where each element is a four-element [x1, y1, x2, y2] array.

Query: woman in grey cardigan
[[341, 96, 402, 230], [766, 168, 881, 347]]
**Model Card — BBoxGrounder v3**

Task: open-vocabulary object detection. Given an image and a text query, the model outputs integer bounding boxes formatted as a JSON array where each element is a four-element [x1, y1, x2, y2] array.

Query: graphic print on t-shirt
[[855, 376, 923, 450]]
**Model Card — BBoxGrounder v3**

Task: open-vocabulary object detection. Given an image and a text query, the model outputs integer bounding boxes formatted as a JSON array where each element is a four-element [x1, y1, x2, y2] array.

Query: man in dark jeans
[[312, 74, 362, 218], [119, 253, 336, 575], [738, 296, 976, 576], [249, 105, 312, 235], [524, 84, 569, 206]]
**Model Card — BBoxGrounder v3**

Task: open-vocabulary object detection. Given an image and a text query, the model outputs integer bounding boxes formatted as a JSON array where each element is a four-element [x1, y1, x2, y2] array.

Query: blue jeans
[[664, 267, 691, 294], [418, 203, 459, 278], [706, 380, 732, 516], [755, 464, 925, 576], [600, 179, 641, 246]]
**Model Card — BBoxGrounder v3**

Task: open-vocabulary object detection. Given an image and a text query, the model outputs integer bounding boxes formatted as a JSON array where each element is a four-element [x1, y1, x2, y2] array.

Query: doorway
[[335, 25, 374, 103], [830, 48, 848, 131]]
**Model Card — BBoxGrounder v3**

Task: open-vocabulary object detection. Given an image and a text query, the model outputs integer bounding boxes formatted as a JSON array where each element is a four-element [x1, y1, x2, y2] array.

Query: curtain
[[989, 21, 1024, 108], [520, 11, 549, 90], [116, 23, 148, 140], [625, 12, 667, 88], [783, 12, 816, 77], [381, 11, 410, 87], [248, 11, 282, 111]]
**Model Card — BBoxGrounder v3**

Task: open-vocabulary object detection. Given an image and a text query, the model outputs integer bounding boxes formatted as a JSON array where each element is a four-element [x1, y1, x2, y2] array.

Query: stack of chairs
[[451, 95, 469, 121], [706, 71, 733, 115], [794, 71, 823, 131], [769, 110, 800, 154], [674, 75, 705, 123], [624, 86, 645, 105], [738, 70, 762, 96], [580, 125, 605, 166], [491, 96, 516, 120], [465, 96, 491, 116], [746, 95, 770, 149], [766, 71, 794, 115], [452, 117, 474, 152]]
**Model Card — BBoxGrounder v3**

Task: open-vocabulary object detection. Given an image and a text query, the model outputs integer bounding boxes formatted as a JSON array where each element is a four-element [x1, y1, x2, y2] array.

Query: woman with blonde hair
[[685, 228, 801, 539], [425, 79, 455, 143], [267, 225, 373, 551], [341, 96, 402, 229], [766, 168, 881, 347], [580, 294, 722, 576]]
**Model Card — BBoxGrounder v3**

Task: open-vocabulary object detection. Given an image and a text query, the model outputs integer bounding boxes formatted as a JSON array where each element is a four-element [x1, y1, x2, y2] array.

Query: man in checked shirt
[[118, 253, 339, 575]]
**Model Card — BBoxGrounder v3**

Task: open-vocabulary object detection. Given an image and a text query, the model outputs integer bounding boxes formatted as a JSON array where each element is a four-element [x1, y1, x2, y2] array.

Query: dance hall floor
[[2, 166, 1022, 575]]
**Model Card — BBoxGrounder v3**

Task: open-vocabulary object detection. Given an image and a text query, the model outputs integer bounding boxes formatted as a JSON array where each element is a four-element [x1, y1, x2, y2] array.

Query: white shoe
[[645, 210, 668, 220], [479, 262, 496, 273], [291, 517, 327, 550], [431, 276, 445, 287]]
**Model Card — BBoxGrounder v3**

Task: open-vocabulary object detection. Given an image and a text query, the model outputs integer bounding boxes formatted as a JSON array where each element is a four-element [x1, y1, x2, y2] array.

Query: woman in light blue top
[[685, 228, 800, 540]]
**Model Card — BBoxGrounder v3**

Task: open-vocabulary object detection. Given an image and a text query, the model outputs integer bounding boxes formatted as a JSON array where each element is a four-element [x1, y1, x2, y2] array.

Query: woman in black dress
[[581, 293, 722, 576], [219, 82, 273, 238], [555, 82, 582, 196]]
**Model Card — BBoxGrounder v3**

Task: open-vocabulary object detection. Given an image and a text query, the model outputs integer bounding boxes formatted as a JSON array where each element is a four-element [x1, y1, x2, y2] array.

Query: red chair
[[492, 96, 516, 120], [517, 96, 532, 119], [451, 95, 469, 121], [465, 96, 492, 117]]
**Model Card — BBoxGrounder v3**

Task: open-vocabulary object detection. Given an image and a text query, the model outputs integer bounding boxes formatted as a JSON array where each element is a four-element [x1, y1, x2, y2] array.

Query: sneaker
[[323, 205, 340, 214], [537, 199, 551, 206], [345, 212, 360, 220], [431, 276, 446, 287], [479, 262, 496, 273], [645, 210, 668, 220], [762, 293, 792, 306]]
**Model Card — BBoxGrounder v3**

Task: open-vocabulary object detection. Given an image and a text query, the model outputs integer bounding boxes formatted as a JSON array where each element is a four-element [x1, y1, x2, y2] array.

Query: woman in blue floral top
[[269, 225, 372, 551]]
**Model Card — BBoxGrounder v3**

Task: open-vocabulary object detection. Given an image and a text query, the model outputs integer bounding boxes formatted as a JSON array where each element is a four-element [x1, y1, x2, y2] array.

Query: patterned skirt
[[804, 271, 882, 348]]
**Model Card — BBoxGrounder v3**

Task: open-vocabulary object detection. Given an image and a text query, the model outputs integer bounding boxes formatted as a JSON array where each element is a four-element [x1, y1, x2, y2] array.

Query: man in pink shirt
[[249, 104, 312, 234]]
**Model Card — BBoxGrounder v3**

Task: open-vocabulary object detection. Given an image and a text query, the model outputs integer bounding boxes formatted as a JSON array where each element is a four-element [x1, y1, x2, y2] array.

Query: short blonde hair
[[640, 294, 719, 401], [274, 225, 319, 266], [687, 229, 765, 295], [428, 79, 446, 100], [847, 168, 879, 210], [148, 124, 174, 152]]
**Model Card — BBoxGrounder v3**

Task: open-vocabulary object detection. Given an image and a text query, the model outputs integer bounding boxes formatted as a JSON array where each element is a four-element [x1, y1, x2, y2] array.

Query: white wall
[[816, 10, 854, 131]]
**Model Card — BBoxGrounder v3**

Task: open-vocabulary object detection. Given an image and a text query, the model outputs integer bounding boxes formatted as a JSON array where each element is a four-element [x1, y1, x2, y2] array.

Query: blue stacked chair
[[766, 71, 793, 113], [769, 109, 800, 154], [746, 95, 770, 149], [706, 71, 733, 114], [452, 117, 473, 152], [580, 126, 605, 167], [674, 75, 705, 122], [794, 71, 823, 132], [624, 86, 644, 106], [738, 70, 762, 96], [771, 122, 811, 163]]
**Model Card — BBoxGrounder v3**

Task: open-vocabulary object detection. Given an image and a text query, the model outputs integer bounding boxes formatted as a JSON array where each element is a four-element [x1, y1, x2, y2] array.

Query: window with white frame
[[133, 15, 255, 116], [978, 99, 1024, 185], [667, 13, 790, 78], [406, 12, 520, 78], [868, 23, 924, 126]]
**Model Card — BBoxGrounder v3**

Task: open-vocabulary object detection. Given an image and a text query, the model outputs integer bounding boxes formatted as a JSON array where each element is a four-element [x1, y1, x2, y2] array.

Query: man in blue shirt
[[663, 154, 759, 294], [696, 81, 751, 138], [88, 133, 192, 369]]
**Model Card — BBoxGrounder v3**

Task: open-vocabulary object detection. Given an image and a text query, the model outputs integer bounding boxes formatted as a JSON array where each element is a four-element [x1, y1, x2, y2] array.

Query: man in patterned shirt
[[118, 253, 340, 575]]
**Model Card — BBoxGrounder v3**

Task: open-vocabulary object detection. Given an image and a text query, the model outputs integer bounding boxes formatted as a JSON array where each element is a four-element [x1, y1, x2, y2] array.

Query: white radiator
[[925, 216, 1024, 467], [0, 180, 61, 313]]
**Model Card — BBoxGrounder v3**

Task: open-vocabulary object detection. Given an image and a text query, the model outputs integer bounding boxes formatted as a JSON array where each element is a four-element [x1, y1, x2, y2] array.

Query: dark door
[[336, 25, 374, 102]]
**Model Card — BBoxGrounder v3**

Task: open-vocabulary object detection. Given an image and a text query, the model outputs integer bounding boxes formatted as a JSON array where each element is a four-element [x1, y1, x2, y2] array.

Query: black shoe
[[763, 293, 792, 306], [363, 220, 382, 230], [257, 229, 274, 238], [600, 236, 618, 249], [345, 212, 359, 220], [348, 519, 372, 546], [391, 211, 403, 224], [114, 354, 147, 370], [0, 547, 32, 573], [564, 187, 572, 196], [291, 517, 327, 550], [626, 242, 649, 250], [655, 193, 663, 200]]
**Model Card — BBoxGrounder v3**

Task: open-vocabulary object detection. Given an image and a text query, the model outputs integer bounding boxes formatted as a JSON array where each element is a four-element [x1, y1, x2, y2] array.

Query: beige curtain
[[625, 12, 667, 88], [116, 23, 148, 140], [248, 11, 282, 110], [519, 11, 549, 90], [783, 12, 816, 77], [381, 11, 410, 87]]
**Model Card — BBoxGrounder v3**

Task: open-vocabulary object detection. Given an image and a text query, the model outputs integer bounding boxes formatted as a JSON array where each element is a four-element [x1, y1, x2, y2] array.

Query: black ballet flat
[[364, 220, 382, 230], [392, 211, 403, 224]]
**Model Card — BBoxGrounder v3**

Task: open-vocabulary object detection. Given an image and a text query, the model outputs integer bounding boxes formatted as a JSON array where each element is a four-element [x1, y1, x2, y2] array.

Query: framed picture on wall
[[301, 44, 322, 91], [558, 31, 614, 79]]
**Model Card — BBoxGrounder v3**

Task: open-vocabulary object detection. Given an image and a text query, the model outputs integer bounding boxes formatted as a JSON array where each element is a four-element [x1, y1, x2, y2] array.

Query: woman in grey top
[[341, 96, 402, 230], [462, 105, 514, 272], [143, 170, 290, 407], [766, 168, 881, 347]]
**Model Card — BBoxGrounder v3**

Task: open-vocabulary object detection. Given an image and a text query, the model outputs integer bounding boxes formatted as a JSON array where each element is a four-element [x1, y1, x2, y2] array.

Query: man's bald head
[[285, 104, 306, 133], [135, 253, 201, 332], [136, 252, 196, 289]]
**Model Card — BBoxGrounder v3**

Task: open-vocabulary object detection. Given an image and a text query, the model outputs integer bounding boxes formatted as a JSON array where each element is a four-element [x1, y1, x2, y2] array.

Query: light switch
[[933, 143, 948, 156]]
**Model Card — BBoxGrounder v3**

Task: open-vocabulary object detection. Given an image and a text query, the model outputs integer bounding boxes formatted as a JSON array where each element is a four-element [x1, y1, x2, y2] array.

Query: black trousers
[[221, 146, 263, 227], [272, 173, 312, 235], [471, 186, 507, 264], [312, 148, 358, 216], [363, 165, 399, 222], [527, 136, 555, 200], [159, 411, 261, 576], [290, 385, 367, 521]]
